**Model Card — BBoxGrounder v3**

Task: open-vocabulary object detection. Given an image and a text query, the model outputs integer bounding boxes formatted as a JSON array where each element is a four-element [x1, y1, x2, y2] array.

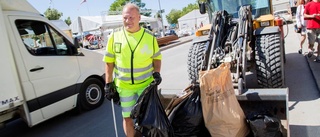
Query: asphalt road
[[0, 99, 126, 137], [1, 24, 320, 137]]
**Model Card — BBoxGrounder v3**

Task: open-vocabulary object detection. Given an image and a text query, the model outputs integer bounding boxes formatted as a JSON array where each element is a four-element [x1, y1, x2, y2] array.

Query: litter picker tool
[[111, 98, 118, 137]]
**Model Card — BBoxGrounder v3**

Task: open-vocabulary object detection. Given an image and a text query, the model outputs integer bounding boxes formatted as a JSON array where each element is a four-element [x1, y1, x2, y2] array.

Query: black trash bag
[[165, 85, 193, 116], [168, 84, 210, 137], [247, 113, 282, 137], [130, 84, 174, 137]]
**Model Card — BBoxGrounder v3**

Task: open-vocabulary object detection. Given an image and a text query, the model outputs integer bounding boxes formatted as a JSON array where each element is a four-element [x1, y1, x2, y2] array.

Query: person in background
[[82, 38, 90, 49], [304, 0, 320, 62], [103, 3, 162, 137], [296, 0, 309, 54]]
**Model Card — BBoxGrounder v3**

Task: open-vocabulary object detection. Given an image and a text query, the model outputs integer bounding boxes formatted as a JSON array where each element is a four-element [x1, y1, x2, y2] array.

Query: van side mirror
[[199, 2, 206, 14], [70, 46, 78, 55], [72, 37, 80, 54], [73, 37, 80, 48]]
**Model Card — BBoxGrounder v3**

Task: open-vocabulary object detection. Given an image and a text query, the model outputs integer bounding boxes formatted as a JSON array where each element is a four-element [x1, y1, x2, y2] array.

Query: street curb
[[160, 38, 193, 51], [305, 56, 320, 92]]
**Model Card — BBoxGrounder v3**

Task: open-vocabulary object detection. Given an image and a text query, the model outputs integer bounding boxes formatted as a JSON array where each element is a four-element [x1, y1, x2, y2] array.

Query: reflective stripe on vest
[[104, 51, 115, 58], [114, 63, 153, 82], [115, 70, 152, 82], [115, 64, 152, 73], [152, 51, 161, 58]]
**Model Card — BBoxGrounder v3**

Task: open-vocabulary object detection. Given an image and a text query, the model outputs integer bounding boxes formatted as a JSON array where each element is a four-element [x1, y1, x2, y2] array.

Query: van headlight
[[260, 21, 270, 27]]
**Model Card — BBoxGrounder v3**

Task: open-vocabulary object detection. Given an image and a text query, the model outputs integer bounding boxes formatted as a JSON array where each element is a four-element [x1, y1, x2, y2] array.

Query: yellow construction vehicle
[[187, 0, 289, 136]]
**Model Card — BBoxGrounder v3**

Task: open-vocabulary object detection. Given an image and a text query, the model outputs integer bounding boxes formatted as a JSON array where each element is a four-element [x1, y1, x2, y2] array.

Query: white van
[[0, 0, 106, 127]]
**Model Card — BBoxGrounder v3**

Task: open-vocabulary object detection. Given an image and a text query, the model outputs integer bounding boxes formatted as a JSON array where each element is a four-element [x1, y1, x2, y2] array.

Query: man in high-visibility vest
[[103, 3, 162, 137]]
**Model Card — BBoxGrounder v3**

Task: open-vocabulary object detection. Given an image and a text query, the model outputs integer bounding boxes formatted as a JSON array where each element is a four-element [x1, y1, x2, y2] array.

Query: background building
[[272, 0, 292, 12]]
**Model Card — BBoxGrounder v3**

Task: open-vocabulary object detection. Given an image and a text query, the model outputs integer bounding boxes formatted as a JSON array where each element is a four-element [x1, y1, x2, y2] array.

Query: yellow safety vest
[[103, 27, 162, 89]]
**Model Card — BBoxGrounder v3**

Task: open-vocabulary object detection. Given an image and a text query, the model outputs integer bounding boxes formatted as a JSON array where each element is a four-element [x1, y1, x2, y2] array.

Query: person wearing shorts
[[103, 3, 162, 137], [304, 0, 320, 62], [296, 0, 309, 54]]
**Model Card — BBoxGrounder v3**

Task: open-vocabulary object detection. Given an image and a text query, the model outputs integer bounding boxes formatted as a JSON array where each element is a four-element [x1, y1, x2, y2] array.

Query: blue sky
[[27, 0, 195, 25]]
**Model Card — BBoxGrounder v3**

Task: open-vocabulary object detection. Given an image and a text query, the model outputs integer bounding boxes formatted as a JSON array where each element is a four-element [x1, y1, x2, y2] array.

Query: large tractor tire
[[255, 33, 284, 88], [187, 42, 206, 82]]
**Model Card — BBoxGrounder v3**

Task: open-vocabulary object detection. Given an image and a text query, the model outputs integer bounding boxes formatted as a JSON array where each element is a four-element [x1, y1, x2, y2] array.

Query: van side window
[[15, 20, 72, 56]]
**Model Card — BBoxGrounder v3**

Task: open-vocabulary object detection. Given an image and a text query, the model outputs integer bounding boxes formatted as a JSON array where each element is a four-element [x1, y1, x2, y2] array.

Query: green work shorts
[[117, 87, 146, 118]]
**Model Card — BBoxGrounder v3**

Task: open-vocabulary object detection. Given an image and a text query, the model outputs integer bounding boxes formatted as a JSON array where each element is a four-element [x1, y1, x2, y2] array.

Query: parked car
[[164, 29, 177, 36], [274, 9, 293, 23], [154, 32, 161, 38], [177, 30, 190, 38]]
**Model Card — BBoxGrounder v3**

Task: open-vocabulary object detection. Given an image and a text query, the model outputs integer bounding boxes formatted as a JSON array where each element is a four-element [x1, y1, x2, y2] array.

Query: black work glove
[[105, 82, 120, 105], [152, 72, 162, 85]]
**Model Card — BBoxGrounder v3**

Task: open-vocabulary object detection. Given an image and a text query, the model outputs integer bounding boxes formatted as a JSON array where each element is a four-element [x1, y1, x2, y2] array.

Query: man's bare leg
[[299, 34, 306, 54], [123, 118, 135, 137]]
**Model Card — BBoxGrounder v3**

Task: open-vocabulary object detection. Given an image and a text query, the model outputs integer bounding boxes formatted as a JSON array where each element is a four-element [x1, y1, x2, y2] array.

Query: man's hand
[[105, 82, 120, 104], [153, 72, 162, 85], [312, 14, 320, 18]]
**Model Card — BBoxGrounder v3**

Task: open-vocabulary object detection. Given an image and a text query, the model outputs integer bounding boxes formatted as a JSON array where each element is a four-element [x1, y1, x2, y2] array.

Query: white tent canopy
[[50, 20, 72, 38], [70, 15, 159, 33], [51, 20, 70, 31], [178, 9, 209, 31], [70, 16, 103, 33]]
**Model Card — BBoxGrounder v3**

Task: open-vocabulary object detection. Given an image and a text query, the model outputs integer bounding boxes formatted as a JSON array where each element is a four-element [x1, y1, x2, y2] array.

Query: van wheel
[[79, 78, 105, 111]]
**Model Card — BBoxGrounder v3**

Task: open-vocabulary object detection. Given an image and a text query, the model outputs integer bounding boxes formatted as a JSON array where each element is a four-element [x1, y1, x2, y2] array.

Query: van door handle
[[30, 67, 44, 72]]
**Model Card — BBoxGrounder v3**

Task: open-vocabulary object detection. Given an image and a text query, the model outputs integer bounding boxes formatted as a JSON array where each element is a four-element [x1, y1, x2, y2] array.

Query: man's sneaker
[[314, 57, 320, 63], [307, 50, 313, 58], [298, 49, 302, 54]]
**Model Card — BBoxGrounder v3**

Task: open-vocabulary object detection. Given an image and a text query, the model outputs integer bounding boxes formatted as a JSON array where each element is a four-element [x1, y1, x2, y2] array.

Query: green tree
[[131, 0, 151, 17], [165, 3, 198, 25], [44, 8, 63, 20], [181, 3, 199, 15], [64, 17, 71, 26], [109, 0, 151, 16], [109, 0, 127, 15], [154, 12, 161, 19], [165, 9, 182, 24]]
